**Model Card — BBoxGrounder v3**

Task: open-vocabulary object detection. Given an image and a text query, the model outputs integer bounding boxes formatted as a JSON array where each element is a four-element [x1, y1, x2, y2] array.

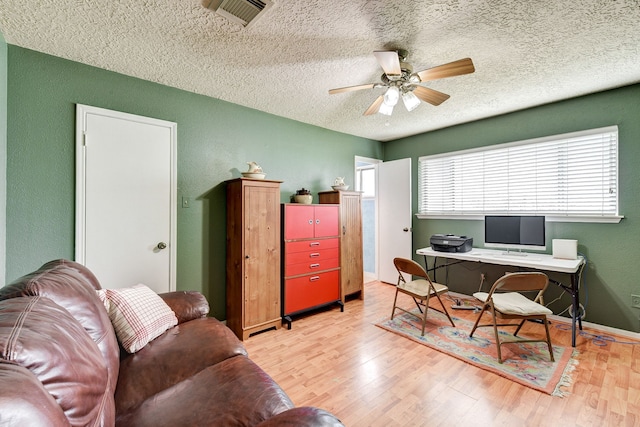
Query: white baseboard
[[548, 314, 640, 342]]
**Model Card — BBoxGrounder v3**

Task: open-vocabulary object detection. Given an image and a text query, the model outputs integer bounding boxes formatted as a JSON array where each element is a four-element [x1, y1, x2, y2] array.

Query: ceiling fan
[[328, 49, 475, 116]]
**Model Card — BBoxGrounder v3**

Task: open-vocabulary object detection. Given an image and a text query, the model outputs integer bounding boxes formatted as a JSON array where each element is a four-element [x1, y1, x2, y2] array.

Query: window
[[356, 166, 376, 198], [355, 157, 379, 198], [418, 126, 621, 223]]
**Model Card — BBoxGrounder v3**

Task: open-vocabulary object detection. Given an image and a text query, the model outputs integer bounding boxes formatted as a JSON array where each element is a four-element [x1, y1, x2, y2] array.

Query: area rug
[[376, 308, 578, 396]]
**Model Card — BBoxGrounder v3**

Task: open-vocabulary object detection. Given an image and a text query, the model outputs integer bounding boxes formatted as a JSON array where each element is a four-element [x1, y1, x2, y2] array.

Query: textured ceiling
[[1, 0, 639, 141]]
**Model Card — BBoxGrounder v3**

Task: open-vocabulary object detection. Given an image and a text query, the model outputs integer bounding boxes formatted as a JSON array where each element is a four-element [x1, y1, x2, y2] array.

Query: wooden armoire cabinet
[[318, 190, 364, 303], [281, 203, 342, 328], [225, 178, 282, 340]]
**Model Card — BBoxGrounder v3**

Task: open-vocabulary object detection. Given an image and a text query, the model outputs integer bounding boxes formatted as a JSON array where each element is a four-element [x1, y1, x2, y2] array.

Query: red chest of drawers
[[281, 204, 342, 328]]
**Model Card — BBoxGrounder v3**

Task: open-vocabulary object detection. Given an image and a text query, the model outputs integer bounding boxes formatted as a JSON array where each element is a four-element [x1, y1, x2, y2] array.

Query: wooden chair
[[391, 258, 455, 336], [469, 272, 554, 363]]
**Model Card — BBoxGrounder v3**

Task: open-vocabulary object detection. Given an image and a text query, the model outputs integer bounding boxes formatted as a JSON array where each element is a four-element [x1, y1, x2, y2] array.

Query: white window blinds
[[418, 126, 619, 221]]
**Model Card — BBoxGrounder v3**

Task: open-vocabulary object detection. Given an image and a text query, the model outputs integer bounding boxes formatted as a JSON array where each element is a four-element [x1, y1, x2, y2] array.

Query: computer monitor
[[484, 215, 546, 251]]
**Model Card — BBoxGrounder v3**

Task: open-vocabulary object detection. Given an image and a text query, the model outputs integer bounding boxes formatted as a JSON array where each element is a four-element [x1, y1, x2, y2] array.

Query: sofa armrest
[[255, 407, 344, 427], [159, 291, 210, 323], [0, 363, 71, 426]]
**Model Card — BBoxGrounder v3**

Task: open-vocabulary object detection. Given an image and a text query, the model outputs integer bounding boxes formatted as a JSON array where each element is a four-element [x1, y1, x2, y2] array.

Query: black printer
[[430, 234, 473, 253]]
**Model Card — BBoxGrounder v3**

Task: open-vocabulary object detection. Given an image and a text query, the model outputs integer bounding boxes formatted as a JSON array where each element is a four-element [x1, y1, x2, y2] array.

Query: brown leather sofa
[[0, 259, 344, 426]]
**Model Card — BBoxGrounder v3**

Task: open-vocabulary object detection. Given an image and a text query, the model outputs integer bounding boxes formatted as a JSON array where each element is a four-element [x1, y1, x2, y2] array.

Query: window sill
[[415, 214, 624, 224]]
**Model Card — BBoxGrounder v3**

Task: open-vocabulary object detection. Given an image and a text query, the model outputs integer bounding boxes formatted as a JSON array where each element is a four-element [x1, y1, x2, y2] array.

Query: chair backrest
[[490, 272, 549, 295], [393, 258, 429, 282]]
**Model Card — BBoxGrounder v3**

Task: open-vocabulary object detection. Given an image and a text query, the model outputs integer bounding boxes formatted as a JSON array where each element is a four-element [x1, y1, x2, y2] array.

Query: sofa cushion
[[0, 296, 110, 426], [115, 355, 294, 427], [0, 259, 119, 423], [97, 284, 178, 353], [115, 317, 247, 413]]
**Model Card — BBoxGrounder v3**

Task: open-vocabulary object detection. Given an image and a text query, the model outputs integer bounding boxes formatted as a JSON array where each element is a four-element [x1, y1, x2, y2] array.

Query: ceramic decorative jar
[[294, 188, 313, 204]]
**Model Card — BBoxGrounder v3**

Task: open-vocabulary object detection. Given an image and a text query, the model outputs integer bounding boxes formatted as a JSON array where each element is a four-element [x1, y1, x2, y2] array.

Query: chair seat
[[473, 291, 552, 316], [400, 279, 448, 297]]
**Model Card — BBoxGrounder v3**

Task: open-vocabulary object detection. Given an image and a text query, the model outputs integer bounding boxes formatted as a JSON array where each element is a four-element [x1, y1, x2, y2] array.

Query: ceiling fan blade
[[363, 95, 384, 116], [373, 50, 401, 78], [416, 58, 475, 82], [413, 86, 450, 106], [328, 83, 376, 95]]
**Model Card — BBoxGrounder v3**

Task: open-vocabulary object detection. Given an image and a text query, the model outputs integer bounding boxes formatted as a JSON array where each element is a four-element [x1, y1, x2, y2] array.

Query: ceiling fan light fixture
[[378, 102, 394, 116], [328, 50, 473, 116], [383, 86, 400, 106], [402, 90, 421, 111]]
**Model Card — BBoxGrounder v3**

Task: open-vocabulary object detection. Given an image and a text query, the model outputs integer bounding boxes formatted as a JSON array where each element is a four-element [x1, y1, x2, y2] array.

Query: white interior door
[[75, 105, 177, 292], [378, 158, 412, 284]]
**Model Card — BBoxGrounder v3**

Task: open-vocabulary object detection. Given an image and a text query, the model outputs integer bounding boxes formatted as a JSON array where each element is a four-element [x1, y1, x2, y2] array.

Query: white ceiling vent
[[204, 0, 273, 28]]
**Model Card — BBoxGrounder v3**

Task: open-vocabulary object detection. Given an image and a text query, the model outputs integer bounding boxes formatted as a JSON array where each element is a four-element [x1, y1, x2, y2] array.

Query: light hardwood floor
[[245, 281, 640, 426]]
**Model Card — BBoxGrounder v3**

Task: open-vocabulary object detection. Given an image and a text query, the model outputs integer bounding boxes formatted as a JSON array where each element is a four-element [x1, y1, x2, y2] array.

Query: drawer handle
[[310, 263, 320, 268], [309, 253, 320, 258], [308, 219, 313, 224], [309, 241, 320, 247], [309, 276, 320, 282]]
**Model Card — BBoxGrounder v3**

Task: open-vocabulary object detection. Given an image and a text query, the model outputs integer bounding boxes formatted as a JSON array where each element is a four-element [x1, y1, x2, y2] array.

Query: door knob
[[403, 228, 410, 232], [156, 242, 167, 250]]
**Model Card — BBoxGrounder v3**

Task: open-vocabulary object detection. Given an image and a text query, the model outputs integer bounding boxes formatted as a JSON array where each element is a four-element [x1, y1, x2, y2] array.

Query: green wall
[[0, 33, 6, 283], [5, 46, 382, 319], [384, 84, 640, 332], [6, 43, 640, 332]]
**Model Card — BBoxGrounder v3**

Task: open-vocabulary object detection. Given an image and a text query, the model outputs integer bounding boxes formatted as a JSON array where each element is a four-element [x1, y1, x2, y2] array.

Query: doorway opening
[[355, 156, 381, 284]]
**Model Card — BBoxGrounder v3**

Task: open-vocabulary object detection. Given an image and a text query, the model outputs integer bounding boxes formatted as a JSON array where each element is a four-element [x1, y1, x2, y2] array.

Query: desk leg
[[423, 255, 440, 282], [571, 303, 577, 347], [570, 272, 583, 347]]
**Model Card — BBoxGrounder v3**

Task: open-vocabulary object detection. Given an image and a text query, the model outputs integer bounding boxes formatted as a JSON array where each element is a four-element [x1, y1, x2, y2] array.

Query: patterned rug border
[[376, 309, 579, 397]]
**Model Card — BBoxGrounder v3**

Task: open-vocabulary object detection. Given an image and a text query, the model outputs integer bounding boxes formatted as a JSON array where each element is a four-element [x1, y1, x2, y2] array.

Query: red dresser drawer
[[285, 238, 339, 254], [284, 270, 340, 315], [285, 257, 339, 277], [286, 247, 339, 266]]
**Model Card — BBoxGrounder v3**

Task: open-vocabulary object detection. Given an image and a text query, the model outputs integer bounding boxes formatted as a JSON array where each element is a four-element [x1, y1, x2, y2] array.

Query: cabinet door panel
[[341, 194, 364, 296], [244, 185, 280, 327], [313, 205, 339, 237], [284, 270, 340, 314], [284, 204, 315, 240]]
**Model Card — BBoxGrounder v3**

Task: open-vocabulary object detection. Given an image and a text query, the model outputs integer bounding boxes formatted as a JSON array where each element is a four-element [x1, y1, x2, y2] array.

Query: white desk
[[416, 247, 586, 347]]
